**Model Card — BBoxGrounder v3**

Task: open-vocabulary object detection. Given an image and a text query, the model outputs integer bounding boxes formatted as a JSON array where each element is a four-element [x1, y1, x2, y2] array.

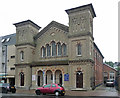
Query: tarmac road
[[1, 93, 119, 98], [1, 85, 119, 98]]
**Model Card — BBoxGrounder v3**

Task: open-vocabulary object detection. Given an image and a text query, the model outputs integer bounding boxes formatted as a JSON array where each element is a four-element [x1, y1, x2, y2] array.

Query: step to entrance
[[71, 88, 87, 91]]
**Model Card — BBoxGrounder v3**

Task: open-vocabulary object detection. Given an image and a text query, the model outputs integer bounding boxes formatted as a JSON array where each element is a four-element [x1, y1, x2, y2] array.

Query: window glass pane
[[109, 72, 114, 79], [52, 41, 56, 56], [44, 84, 51, 88], [20, 51, 24, 61], [47, 45, 51, 56], [77, 44, 81, 55], [52, 84, 56, 87], [43, 47, 46, 57], [58, 43, 62, 56], [62, 44, 67, 56]]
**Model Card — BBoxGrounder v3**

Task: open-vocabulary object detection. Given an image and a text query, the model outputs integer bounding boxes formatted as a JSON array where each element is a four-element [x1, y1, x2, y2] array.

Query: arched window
[[51, 41, 57, 56], [41, 47, 46, 57], [57, 42, 62, 56], [77, 44, 82, 56], [20, 72, 24, 86], [20, 51, 24, 61], [46, 44, 51, 57], [62, 43, 67, 56]]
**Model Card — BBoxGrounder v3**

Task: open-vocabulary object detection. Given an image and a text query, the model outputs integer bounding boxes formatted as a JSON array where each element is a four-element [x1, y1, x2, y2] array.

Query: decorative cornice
[[68, 32, 94, 40], [65, 3, 96, 18], [15, 43, 36, 47], [13, 20, 41, 30], [69, 59, 94, 64], [31, 60, 69, 67], [15, 59, 94, 67], [14, 63, 31, 66]]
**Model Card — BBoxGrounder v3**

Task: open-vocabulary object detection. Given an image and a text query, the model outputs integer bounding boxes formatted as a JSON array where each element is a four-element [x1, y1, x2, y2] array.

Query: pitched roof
[[34, 21, 69, 40], [1, 33, 16, 46], [103, 63, 117, 71], [65, 3, 96, 18]]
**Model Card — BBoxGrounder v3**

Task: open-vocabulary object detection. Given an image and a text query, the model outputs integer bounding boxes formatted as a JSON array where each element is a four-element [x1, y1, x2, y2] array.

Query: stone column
[[53, 72, 55, 83], [43, 71, 46, 85], [25, 66, 32, 90]]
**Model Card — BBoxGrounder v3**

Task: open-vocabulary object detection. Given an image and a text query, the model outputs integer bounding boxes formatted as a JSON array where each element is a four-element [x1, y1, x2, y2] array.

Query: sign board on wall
[[32, 75, 36, 81], [64, 73, 69, 81]]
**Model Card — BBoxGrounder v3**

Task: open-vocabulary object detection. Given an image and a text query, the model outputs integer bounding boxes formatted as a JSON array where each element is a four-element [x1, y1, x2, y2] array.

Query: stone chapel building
[[14, 4, 104, 90]]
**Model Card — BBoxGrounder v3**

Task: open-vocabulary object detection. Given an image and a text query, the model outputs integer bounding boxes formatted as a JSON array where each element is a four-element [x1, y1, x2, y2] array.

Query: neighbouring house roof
[[103, 63, 117, 72], [65, 3, 96, 18], [34, 21, 69, 40], [1, 33, 16, 46]]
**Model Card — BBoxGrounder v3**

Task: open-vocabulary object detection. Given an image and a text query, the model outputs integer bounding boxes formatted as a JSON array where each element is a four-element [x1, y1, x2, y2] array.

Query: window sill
[[41, 55, 68, 59]]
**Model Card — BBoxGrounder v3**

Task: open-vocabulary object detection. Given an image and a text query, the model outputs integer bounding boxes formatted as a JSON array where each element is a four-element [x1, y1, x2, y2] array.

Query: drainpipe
[[4, 45, 7, 83]]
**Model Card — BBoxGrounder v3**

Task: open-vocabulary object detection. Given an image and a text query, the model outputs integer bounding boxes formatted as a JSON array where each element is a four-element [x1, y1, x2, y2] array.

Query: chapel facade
[[14, 4, 103, 90]]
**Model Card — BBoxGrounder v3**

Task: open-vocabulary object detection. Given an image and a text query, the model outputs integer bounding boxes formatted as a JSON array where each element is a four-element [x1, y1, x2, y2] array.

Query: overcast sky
[[0, 0, 118, 62]]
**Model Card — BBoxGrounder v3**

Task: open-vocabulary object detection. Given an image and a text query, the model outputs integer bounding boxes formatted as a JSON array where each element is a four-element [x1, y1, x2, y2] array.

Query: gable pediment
[[34, 21, 69, 40]]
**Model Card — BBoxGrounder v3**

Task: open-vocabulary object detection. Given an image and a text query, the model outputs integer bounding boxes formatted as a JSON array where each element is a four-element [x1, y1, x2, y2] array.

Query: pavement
[[16, 85, 119, 97]]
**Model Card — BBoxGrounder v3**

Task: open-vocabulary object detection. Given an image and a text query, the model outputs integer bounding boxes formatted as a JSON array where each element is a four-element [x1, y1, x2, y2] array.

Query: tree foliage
[[105, 61, 114, 67]]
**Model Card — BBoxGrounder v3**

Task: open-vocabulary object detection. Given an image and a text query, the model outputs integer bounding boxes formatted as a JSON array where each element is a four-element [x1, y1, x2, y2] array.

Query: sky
[[0, 0, 118, 62]]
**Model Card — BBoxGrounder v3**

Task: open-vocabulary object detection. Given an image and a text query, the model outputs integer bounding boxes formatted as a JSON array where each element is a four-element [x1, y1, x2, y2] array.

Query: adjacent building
[[0, 37, 2, 80], [118, 63, 120, 90], [0, 34, 16, 85], [103, 63, 117, 83], [94, 43, 104, 86], [13, 4, 104, 90]]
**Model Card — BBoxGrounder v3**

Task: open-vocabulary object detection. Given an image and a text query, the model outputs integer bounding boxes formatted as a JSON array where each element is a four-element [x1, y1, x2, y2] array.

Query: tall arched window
[[46, 44, 51, 57], [20, 51, 24, 61], [20, 72, 24, 86], [62, 43, 67, 56], [77, 44, 82, 56], [51, 41, 57, 56], [41, 47, 46, 57], [57, 42, 62, 56]]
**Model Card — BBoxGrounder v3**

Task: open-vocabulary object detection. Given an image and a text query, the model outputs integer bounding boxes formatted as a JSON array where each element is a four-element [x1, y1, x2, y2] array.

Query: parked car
[[0, 83, 16, 93], [106, 79, 114, 87], [35, 83, 65, 96]]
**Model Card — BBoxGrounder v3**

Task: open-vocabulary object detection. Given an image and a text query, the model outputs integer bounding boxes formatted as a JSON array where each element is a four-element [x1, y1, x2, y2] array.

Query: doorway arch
[[37, 70, 43, 86], [55, 70, 62, 85], [46, 70, 53, 84], [20, 72, 24, 86]]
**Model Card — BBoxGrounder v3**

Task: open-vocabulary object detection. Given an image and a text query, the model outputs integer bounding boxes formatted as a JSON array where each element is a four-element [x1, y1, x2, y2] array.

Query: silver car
[[106, 79, 114, 87]]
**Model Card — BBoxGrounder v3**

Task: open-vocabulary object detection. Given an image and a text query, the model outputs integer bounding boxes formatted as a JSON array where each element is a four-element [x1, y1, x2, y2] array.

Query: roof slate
[[2, 33, 16, 46]]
